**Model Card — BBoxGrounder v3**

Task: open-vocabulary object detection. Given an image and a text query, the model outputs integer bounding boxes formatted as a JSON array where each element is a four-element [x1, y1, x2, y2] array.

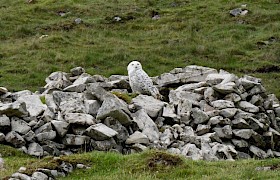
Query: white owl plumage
[[127, 61, 162, 99]]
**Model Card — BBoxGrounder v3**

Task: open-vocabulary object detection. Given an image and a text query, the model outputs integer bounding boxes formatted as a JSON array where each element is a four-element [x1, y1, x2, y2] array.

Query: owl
[[127, 60, 162, 99]]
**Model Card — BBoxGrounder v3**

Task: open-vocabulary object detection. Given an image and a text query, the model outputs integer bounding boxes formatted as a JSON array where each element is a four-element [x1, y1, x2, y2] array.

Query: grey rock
[[17, 95, 46, 117], [103, 117, 129, 143], [23, 130, 36, 142], [239, 77, 260, 90], [177, 99, 192, 115], [62, 134, 90, 146], [43, 72, 72, 92], [175, 82, 207, 92], [72, 73, 96, 85], [232, 139, 249, 148], [85, 123, 118, 140], [191, 107, 209, 124], [213, 125, 232, 139], [84, 100, 100, 116], [131, 95, 165, 118], [52, 91, 83, 106], [249, 145, 267, 159], [238, 101, 259, 113], [201, 141, 219, 161], [11, 117, 31, 134], [230, 8, 242, 16], [63, 84, 86, 92], [126, 131, 149, 145], [42, 107, 55, 122], [64, 113, 95, 126], [60, 99, 86, 114], [212, 143, 237, 160], [97, 96, 132, 125], [213, 82, 238, 94], [237, 151, 251, 159], [51, 120, 70, 137], [28, 142, 44, 157], [44, 94, 59, 113], [220, 108, 237, 118], [162, 104, 178, 119], [11, 90, 32, 100], [0, 101, 28, 117], [224, 93, 241, 103], [160, 128, 173, 147], [5, 131, 26, 147], [60, 161, 73, 173], [91, 138, 117, 151], [204, 87, 217, 102], [210, 100, 234, 110], [11, 172, 32, 180], [0, 114, 10, 131], [232, 129, 253, 139], [169, 90, 203, 104], [32, 171, 48, 180], [196, 124, 211, 136], [0, 132, 5, 142], [155, 65, 217, 87], [248, 84, 265, 96], [250, 94, 264, 106], [0, 86, 8, 95], [35, 122, 53, 134], [36, 130, 56, 142], [132, 109, 159, 142], [70, 67, 85, 76], [181, 143, 202, 160]]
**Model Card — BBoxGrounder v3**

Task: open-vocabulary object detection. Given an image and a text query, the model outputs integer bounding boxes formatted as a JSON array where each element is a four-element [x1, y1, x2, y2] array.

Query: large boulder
[[17, 95, 46, 117]]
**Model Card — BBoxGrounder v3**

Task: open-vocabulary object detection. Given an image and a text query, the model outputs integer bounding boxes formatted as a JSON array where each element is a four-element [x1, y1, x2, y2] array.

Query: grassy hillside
[[1, 144, 280, 180], [0, 0, 279, 95]]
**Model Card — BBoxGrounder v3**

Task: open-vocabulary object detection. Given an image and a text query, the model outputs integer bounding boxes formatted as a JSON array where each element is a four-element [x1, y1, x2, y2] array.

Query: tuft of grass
[[111, 91, 138, 104]]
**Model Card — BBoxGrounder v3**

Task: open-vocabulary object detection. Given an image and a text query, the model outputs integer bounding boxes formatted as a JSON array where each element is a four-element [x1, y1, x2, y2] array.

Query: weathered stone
[[64, 113, 95, 126], [85, 123, 118, 140], [196, 124, 211, 136], [238, 101, 259, 113], [201, 140, 219, 161], [5, 131, 26, 147], [212, 143, 237, 160], [36, 130, 56, 142], [181, 143, 202, 160], [204, 87, 218, 102], [155, 65, 217, 87], [0, 114, 10, 132], [63, 83, 86, 92], [210, 100, 235, 110], [232, 139, 249, 148], [91, 138, 117, 151], [60, 99, 86, 114], [11, 117, 31, 134], [70, 67, 85, 76], [125, 131, 149, 145], [160, 128, 173, 147], [207, 116, 223, 126], [232, 119, 249, 129], [103, 117, 129, 143], [248, 84, 266, 96], [220, 108, 237, 118], [35, 122, 53, 134], [162, 104, 178, 119], [17, 95, 46, 117], [224, 93, 241, 103], [213, 82, 238, 94], [132, 109, 159, 142], [62, 134, 90, 146], [213, 125, 232, 139], [32, 171, 48, 180], [191, 107, 209, 124], [250, 94, 264, 106], [0, 101, 28, 117], [23, 130, 36, 142], [0, 87, 8, 95], [0, 133, 5, 142], [28, 142, 44, 157], [169, 90, 203, 104], [11, 90, 32, 100], [239, 77, 260, 90], [249, 145, 267, 159], [84, 100, 100, 116], [11, 172, 32, 180], [232, 129, 253, 139], [234, 110, 254, 119], [44, 72, 72, 92], [97, 96, 132, 125], [51, 120, 70, 137]]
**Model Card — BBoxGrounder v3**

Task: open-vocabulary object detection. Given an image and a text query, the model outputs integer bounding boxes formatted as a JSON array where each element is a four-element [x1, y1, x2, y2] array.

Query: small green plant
[[111, 91, 138, 103]]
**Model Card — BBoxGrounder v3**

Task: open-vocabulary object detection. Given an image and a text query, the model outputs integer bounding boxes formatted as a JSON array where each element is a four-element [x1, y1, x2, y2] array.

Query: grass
[[2, 144, 280, 180], [1, 0, 280, 179], [0, 0, 279, 94]]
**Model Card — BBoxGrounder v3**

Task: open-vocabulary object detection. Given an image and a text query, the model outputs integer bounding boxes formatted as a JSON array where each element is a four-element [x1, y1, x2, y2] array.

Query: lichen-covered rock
[[85, 123, 118, 140]]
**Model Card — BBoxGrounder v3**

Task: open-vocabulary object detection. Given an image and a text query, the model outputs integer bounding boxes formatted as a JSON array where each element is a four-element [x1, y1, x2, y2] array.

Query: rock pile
[[1, 65, 280, 161]]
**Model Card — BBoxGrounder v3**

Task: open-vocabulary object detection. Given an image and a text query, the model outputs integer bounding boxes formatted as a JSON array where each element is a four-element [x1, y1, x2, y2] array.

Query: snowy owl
[[127, 60, 162, 99]]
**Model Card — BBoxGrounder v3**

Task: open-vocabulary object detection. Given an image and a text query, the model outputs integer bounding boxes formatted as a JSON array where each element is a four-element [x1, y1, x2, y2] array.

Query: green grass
[[0, 0, 279, 95], [2, 144, 280, 180]]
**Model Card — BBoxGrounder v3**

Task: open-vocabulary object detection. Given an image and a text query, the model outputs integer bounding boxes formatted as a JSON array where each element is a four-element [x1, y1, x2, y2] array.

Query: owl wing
[[138, 69, 161, 98]]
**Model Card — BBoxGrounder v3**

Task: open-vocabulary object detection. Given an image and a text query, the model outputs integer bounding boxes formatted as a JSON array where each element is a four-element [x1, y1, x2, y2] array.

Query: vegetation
[[1, 144, 280, 179], [1, 0, 280, 179]]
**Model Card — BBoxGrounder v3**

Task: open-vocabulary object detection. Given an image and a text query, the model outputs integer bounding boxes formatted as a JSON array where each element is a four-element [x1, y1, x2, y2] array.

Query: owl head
[[127, 60, 143, 73]]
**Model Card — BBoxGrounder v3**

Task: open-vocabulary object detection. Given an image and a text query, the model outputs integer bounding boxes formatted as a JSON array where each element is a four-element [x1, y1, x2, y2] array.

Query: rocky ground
[[1, 65, 280, 179]]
